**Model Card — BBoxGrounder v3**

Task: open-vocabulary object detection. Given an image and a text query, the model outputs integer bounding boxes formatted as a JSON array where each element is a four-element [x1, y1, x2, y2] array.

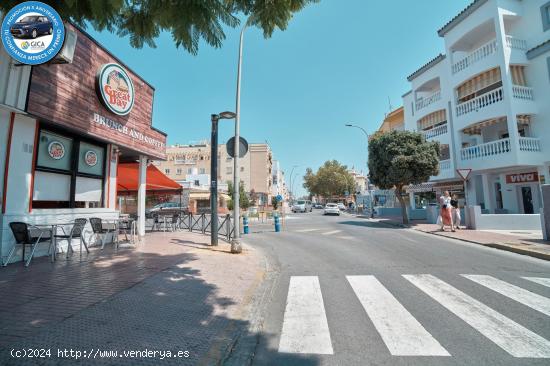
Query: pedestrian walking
[[439, 191, 454, 232], [451, 194, 461, 230]]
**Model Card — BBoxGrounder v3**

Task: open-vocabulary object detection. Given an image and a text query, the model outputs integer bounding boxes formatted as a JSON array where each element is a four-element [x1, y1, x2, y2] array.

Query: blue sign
[[1, 1, 65, 65], [276, 195, 283, 202]]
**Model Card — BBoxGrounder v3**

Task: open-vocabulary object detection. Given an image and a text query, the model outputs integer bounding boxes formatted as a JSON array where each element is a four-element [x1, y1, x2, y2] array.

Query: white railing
[[415, 90, 441, 111], [505, 35, 527, 50], [422, 123, 448, 139], [439, 159, 451, 171], [518, 137, 541, 152], [456, 87, 503, 116], [452, 39, 498, 74], [460, 138, 511, 161], [512, 85, 534, 100]]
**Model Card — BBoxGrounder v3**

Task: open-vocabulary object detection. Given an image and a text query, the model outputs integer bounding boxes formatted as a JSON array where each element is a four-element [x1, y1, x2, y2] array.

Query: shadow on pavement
[[337, 220, 403, 229]]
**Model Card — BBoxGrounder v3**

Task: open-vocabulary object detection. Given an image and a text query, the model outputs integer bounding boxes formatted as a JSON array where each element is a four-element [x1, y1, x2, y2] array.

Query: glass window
[[199, 168, 206, 174], [33, 171, 71, 205], [542, 2, 550, 31], [176, 168, 182, 175], [165, 168, 170, 174], [75, 177, 102, 208], [78, 141, 104, 176], [36, 130, 73, 171], [187, 168, 192, 174]]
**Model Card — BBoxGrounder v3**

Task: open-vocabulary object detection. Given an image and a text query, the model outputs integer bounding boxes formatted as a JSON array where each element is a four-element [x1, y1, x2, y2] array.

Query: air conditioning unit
[[51, 27, 77, 64]]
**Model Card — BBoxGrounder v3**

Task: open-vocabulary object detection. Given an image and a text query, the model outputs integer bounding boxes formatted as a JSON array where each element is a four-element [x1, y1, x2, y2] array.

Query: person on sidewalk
[[439, 191, 454, 232], [451, 194, 461, 230]]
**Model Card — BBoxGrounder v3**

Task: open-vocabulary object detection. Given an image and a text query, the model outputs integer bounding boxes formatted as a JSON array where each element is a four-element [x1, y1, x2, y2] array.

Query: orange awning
[[117, 162, 182, 193]]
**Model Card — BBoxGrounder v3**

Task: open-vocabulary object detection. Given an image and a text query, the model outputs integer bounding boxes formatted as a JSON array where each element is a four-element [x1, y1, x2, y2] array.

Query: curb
[[360, 216, 550, 262]]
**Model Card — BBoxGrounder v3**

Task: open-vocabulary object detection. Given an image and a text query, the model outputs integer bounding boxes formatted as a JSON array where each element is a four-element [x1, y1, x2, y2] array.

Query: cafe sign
[[84, 150, 98, 166], [96, 63, 135, 116], [505, 172, 538, 184], [48, 140, 65, 160]]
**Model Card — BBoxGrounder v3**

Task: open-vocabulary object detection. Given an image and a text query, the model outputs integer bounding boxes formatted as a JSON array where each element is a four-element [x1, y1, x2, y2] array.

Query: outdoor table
[[102, 218, 137, 248], [34, 222, 75, 262]]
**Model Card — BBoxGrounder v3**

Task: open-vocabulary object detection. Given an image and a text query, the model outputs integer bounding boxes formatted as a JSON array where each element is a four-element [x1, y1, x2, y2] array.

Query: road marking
[[295, 228, 321, 232], [347, 276, 450, 356], [321, 230, 342, 236], [278, 276, 333, 354], [404, 274, 550, 358], [523, 277, 550, 289], [463, 275, 550, 317], [336, 236, 354, 240]]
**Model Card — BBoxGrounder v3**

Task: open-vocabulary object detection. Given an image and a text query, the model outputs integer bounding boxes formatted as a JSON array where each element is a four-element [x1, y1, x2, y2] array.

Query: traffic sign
[[226, 136, 249, 158], [456, 168, 472, 181], [276, 194, 283, 202]]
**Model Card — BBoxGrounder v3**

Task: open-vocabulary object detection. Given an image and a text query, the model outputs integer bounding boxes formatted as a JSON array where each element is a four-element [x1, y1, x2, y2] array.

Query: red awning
[[117, 162, 182, 193]]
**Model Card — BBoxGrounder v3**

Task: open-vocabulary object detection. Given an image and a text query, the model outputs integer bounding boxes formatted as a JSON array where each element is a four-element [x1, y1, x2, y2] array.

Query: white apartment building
[[271, 160, 289, 201], [403, 0, 550, 217]]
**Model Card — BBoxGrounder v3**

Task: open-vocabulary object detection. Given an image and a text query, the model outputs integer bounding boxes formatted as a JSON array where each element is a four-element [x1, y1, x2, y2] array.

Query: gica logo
[[1, 1, 65, 65]]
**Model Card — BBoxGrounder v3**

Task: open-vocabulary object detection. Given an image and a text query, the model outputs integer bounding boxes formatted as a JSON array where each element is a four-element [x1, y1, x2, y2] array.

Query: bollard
[[243, 216, 249, 234], [274, 215, 281, 232]]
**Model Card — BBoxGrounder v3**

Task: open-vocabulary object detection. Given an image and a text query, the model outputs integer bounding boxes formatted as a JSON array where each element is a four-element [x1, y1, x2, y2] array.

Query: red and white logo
[[47, 141, 65, 160], [84, 150, 98, 166], [96, 63, 135, 116], [506, 172, 538, 184]]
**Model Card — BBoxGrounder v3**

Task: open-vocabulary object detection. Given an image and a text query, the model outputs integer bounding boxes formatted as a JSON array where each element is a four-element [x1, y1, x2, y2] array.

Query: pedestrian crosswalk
[[278, 274, 550, 358]]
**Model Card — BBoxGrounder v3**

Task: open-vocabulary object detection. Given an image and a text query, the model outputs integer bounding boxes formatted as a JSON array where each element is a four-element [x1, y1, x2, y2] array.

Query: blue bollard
[[243, 216, 249, 234], [274, 215, 281, 232]]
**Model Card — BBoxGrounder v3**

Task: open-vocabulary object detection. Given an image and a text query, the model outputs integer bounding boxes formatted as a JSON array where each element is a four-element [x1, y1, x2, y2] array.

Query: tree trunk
[[395, 185, 409, 225]]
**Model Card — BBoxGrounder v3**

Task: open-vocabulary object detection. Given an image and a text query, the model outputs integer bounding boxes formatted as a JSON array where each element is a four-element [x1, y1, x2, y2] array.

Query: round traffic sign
[[226, 136, 248, 158]]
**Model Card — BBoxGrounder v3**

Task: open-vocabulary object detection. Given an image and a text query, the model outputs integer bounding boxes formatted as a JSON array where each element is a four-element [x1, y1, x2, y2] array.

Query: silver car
[[292, 200, 312, 213], [324, 203, 340, 216]]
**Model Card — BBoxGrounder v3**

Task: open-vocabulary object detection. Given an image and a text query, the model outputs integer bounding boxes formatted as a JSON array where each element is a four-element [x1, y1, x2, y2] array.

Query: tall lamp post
[[291, 172, 300, 201], [345, 124, 374, 218], [288, 165, 298, 204], [231, 15, 257, 254], [210, 111, 236, 246]]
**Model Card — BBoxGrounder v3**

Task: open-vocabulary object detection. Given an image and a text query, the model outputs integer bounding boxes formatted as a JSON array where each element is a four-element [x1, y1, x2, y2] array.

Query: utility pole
[[210, 114, 219, 246]]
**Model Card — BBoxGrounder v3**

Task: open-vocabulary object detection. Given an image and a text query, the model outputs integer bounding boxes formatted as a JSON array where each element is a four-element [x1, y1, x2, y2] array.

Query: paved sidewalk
[[0, 231, 265, 365], [362, 215, 550, 261]]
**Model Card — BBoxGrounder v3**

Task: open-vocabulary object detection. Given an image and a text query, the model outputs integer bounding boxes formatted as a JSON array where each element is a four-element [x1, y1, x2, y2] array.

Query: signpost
[[226, 136, 249, 158], [456, 168, 472, 227]]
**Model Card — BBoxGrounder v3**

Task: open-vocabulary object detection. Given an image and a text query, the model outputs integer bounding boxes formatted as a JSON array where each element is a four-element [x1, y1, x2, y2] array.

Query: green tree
[[368, 130, 439, 224], [271, 196, 279, 210], [0, 0, 318, 54], [227, 181, 250, 211], [303, 160, 355, 200]]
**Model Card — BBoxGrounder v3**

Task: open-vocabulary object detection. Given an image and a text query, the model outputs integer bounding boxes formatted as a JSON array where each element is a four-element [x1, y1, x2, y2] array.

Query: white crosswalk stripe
[[523, 277, 550, 288], [404, 274, 550, 358], [336, 236, 354, 240], [321, 230, 341, 236], [463, 275, 550, 317], [295, 228, 321, 232], [278, 276, 333, 354], [347, 275, 450, 356]]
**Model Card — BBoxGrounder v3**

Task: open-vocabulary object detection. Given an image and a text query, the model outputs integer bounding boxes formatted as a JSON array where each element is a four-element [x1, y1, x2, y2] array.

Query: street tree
[[303, 160, 355, 201], [0, 0, 318, 54], [271, 196, 279, 210], [227, 181, 250, 211], [368, 130, 439, 224]]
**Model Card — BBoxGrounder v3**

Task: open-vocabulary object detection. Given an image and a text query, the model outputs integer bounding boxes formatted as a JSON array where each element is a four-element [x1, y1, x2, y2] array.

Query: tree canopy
[[0, 0, 318, 54], [303, 160, 355, 199], [368, 130, 439, 224], [227, 180, 250, 210]]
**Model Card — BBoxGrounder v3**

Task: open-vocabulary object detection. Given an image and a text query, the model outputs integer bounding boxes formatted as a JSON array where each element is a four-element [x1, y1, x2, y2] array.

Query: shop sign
[[92, 112, 165, 150], [48, 140, 65, 160], [96, 63, 135, 116], [84, 150, 98, 166], [505, 172, 538, 184], [1, 1, 65, 65]]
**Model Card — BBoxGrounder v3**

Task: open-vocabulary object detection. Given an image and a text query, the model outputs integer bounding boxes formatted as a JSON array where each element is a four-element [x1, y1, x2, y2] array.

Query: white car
[[324, 203, 340, 216], [337, 202, 347, 211], [292, 200, 312, 213]]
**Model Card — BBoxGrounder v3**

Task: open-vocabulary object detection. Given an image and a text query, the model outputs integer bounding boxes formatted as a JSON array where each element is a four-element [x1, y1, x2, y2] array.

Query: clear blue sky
[[88, 0, 470, 197]]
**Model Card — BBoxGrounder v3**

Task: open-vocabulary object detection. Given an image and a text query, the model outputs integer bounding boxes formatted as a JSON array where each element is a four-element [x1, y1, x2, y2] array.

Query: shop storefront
[[0, 22, 167, 263]]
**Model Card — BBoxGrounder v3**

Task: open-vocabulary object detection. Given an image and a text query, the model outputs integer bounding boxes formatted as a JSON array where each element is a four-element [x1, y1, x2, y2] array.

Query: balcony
[[452, 39, 497, 74], [422, 123, 448, 139], [512, 85, 534, 100], [439, 159, 451, 171], [505, 35, 527, 51], [460, 138, 511, 161], [415, 90, 441, 111], [456, 87, 503, 117], [518, 137, 541, 152]]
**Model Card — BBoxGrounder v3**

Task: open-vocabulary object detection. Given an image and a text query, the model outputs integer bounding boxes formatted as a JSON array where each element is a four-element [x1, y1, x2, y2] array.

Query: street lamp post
[[288, 165, 298, 204], [210, 112, 236, 246], [345, 124, 374, 219], [291, 172, 300, 201]]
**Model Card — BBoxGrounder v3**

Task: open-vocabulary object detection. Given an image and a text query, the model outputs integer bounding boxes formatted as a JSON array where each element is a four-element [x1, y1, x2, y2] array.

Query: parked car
[[324, 203, 341, 216], [337, 202, 347, 211], [146, 202, 187, 218], [313, 203, 324, 209], [10, 15, 53, 39], [292, 200, 312, 213]]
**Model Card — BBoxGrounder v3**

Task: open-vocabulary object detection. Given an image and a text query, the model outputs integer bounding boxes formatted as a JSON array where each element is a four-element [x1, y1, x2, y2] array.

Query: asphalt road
[[240, 210, 550, 366]]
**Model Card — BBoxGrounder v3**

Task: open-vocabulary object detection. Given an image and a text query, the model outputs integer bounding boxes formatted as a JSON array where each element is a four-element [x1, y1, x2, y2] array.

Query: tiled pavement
[[0, 231, 265, 365]]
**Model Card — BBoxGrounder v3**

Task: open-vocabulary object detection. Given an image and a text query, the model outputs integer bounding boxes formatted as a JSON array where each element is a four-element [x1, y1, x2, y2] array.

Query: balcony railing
[[415, 90, 441, 111], [512, 85, 534, 100], [505, 35, 527, 51], [452, 39, 498, 74], [439, 159, 451, 171], [518, 137, 541, 152], [422, 123, 448, 139], [456, 87, 503, 117], [460, 138, 511, 161]]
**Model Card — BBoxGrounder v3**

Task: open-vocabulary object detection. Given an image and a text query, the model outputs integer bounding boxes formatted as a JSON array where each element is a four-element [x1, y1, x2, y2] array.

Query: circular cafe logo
[[1, 1, 65, 65], [96, 63, 135, 116], [48, 141, 65, 160], [84, 150, 98, 167]]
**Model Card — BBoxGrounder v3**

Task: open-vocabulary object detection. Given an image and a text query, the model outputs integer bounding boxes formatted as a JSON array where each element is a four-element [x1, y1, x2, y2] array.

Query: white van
[[292, 200, 312, 213]]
